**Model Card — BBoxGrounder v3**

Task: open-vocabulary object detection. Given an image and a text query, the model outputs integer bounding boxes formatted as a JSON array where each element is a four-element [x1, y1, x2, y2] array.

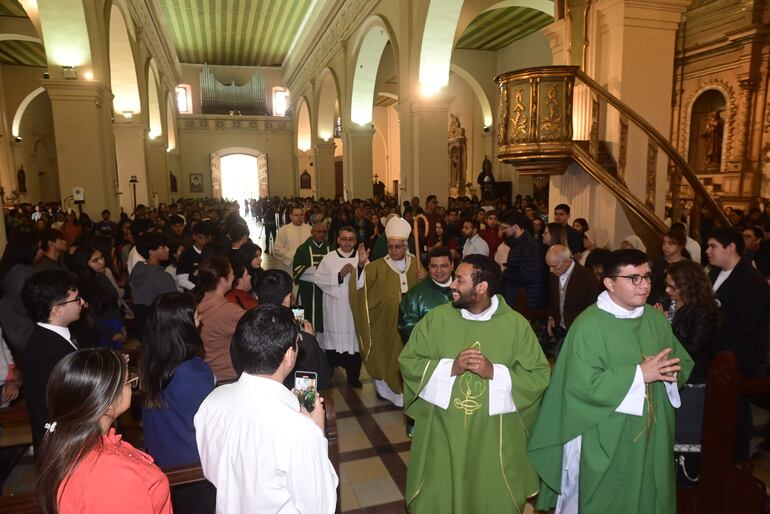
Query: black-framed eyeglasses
[[610, 273, 652, 286], [124, 372, 139, 389], [54, 295, 82, 307]]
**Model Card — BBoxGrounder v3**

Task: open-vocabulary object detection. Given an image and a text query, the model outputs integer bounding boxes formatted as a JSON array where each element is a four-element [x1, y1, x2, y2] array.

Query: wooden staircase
[[495, 66, 730, 250]]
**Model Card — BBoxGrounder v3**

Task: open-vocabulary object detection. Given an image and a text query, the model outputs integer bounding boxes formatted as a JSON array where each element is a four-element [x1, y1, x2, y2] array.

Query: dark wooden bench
[[677, 351, 770, 514], [0, 399, 341, 514]]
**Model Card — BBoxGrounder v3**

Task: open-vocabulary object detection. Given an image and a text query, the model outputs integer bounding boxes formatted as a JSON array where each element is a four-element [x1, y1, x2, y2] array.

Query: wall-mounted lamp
[[42, 72, 49, 80], [84, 71, 94, 80], [61, 66, 77, 80], [122, 111, 134, 120], [483, 126, 491, 133], [14, 136, 22, 143]]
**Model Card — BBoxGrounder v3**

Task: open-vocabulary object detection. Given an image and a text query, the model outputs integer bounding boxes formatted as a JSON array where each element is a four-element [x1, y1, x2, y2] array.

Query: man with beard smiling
[[398, 254, 549, 514]]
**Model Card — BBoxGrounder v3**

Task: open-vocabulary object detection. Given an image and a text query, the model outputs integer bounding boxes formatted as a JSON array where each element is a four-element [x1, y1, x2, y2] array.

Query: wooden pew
[[0, 398, 341, 514], [679, 351, 770, 514]]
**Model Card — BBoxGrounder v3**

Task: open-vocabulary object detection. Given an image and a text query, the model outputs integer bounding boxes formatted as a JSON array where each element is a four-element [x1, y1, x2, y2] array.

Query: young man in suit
[[707, 227, 770, 460], [21, 269, 83, 449]]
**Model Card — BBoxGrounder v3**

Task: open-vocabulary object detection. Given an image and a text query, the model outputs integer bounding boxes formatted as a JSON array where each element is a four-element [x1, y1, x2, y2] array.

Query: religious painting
[[189, 173, 203, 193], [300, 170, 312, 189]]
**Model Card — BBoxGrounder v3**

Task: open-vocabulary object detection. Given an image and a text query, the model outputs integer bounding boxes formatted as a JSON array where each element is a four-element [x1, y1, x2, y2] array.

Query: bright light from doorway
[[221, 154, 260, 203]]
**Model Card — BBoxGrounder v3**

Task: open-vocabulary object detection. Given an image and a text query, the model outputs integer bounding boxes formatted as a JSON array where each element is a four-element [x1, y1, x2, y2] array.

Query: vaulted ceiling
[[456, 6, 553, 51], [159, 0, 314, 67], [0, 0, 45, 67]]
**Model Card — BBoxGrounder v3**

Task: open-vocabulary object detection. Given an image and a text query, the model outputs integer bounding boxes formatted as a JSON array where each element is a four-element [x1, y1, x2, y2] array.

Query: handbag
[[674, 383, 706, 486]]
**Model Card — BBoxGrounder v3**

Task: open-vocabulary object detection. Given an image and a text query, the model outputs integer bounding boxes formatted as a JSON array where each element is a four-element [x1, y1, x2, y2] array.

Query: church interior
[[0, 0, 769, 513]]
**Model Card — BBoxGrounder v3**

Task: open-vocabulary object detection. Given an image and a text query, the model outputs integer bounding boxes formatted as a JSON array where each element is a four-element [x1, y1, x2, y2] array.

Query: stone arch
[[317, 67, 342, 140], [12, 87, 45, 138], [449, 63, 493, 127], [350, 17, 398, 125], [108, 4, 141, 115], [418, 0, 464, 95], [215, 147, 269, 199], [146, 58, 162, 139], [166, 93, 177, 151], [296, 97, 312, 151]]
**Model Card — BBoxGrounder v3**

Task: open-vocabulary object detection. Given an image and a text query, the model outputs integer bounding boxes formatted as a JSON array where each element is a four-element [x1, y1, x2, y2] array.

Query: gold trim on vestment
[[362, 266, 373, 362], [417, 360, 432, 393], [407, 479, 424, 505], [499, 416, 523, 514]]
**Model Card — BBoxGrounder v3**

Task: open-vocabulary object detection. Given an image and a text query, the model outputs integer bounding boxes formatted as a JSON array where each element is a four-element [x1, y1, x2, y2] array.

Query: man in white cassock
[[314, 225, 362, 388], [273, 206, 311, 273]]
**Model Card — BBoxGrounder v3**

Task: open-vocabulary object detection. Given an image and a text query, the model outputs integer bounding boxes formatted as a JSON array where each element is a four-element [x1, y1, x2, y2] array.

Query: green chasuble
[[399, 297, 550, 514], [349, 255, 419, 393], [527, 304, 694, 514], [398, 279, 452, 342], [292, 238, 332, 331]]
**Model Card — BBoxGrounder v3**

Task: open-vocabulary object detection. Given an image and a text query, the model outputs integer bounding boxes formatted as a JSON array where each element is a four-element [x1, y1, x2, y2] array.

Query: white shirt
[[713, 268, 733, 292], [315, 249, 359, 354], [195, 373, 338, 514], [274, 223, 312, 272], [126, 246, 145, 275], [462, 233, 490, 257]]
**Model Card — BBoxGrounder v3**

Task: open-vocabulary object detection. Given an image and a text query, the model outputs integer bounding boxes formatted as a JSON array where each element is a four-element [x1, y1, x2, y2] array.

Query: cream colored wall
[[177, 118, 296, 198], [0, 65, 60, 203], [180, 63, 285, 115], [16, 92, 59, 203]]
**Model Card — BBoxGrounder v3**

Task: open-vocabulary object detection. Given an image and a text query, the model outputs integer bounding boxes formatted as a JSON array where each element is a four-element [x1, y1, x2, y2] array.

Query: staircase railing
[[496, 66, 730, 247]]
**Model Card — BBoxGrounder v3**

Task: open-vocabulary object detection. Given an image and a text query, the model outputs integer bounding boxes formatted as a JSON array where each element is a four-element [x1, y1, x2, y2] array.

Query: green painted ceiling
[[159, 0, 314, 66], [0, 39, 45, 66], [0, 0, 26, 17], [0, 0, 46, 67], [456, 7, 553, 51]]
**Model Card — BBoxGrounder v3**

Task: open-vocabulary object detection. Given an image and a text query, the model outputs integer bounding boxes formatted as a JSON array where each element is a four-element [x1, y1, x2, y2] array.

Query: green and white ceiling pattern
[[0, 0, 46, 67], [456, 6, 553, 51], [159, 0, 314, 66], [0, 0, 26, 17]]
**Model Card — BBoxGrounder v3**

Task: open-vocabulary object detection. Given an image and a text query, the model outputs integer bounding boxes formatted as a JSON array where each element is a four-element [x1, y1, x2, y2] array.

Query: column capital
[[346, 124, 374, 139], [44, 79, 110, 104], [598, 0, 688, 29], [542, 19, 568, 65]]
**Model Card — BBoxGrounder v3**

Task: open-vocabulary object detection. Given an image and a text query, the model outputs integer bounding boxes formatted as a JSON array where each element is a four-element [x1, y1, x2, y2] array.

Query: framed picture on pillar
[[189, 173, 203, 193]]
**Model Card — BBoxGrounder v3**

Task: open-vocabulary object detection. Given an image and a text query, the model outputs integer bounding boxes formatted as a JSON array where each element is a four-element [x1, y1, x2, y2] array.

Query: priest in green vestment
[[349, 216, 425, 405], [398, 245, 454, 342], [292, 222, 332, 337], [527, 249, 694, 514], [399, 254, 550, 514]]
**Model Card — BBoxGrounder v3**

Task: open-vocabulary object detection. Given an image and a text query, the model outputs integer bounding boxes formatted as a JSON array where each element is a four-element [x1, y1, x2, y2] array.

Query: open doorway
[[220, 154, 260, 204]]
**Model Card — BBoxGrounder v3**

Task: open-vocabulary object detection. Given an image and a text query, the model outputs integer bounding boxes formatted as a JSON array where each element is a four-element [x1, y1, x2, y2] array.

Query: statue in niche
[[300, 170, 312, 189], [702, 111, 724, 169], [448, 114, 467, 195], [17, 165, 26, 193], [477, 156, 496, 200], [170, 171, 178, 193]]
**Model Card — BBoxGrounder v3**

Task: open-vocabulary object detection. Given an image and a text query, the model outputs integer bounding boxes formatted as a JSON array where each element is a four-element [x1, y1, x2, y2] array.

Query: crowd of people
[[0, 191, 769, 514]]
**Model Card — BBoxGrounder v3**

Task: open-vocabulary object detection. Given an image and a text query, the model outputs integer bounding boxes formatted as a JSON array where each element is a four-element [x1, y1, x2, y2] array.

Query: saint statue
[[17, 165, 26, 193], [477, 156, 495, 200], [702, 111, 724, 169]]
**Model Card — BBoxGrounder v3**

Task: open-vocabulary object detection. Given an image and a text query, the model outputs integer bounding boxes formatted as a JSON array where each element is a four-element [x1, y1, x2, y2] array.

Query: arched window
[[176, 84, 192, 114], [273, 87, 289, 117]]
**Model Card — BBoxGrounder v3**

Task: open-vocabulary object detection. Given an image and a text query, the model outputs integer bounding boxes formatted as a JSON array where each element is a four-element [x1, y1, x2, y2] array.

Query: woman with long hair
[[194, 256, 244, 383], [649, 229, 690, 306], [225, 257, 258, 310], [543, 222, 568, 248], [35, 348, 172, 513], [141, 293, 215, 468], [69, 246, 125, 349], [0, 232, 41, 352], [235, 241, 262, 290], [663, 260, 719, 485]]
